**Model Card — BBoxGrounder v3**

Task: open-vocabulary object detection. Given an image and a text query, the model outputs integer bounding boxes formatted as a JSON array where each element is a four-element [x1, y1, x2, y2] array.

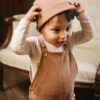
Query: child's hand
[[69, 1, 85, 16], [24, 6, 42, 22]]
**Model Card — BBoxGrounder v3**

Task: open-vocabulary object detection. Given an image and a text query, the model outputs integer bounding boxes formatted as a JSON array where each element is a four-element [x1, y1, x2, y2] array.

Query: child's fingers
[[74, 1, 81, 7], [71, 2, 74, 5], [68, 1, 80, 7], [32, 12, 41, 17], [70, 1, 80, 7], [32, 12, 41, 21], [32, 6, 42, 12], [74, 1, 78, 6], [68, 1, 73, 5], [24, 6, 42, 22]]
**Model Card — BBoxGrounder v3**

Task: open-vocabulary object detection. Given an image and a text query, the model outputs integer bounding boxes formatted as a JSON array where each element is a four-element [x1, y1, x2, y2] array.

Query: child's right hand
[[24, 6, 42, 22]]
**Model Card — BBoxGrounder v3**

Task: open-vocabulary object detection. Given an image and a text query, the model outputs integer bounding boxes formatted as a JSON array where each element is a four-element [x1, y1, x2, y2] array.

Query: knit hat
[[33, 0, 75, 31]]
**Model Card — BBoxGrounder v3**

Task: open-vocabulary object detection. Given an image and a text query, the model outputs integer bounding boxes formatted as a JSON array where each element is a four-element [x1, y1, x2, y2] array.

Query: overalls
[[29, 36, 78, 100]]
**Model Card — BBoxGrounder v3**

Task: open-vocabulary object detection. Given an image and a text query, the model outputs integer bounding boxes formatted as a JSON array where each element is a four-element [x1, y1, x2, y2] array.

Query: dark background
[[0, 0, 34, 47]]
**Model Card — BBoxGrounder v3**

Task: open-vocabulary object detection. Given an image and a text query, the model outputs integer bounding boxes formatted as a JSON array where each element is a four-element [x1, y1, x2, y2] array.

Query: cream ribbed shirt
[[10, 11, 95, 83]]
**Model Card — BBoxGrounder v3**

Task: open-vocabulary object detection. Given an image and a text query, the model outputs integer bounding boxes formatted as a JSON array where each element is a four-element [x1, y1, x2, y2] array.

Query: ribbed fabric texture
[[33, 0, 75, 30]]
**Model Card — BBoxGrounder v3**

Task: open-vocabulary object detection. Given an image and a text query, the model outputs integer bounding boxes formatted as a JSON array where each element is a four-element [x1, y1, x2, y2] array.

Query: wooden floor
[[0, 69, 94, 100], [0, 69, 30, 100]]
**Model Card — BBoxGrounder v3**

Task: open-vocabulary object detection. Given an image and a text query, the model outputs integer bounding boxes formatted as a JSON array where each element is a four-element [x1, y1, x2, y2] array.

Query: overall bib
[[29, 36, 78, 100]]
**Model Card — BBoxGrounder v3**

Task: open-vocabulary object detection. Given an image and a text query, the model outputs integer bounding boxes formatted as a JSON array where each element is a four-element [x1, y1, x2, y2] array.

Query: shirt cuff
[[76, 11, 89, 21], [21, 18, 31, 26]]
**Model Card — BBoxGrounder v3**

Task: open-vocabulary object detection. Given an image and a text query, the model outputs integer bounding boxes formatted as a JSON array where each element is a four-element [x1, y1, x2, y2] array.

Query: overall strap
[[63, 40, 71, 54], [38, 36, 48, 53], [63, 41, 71, 50], [38, 36, 71, 54]]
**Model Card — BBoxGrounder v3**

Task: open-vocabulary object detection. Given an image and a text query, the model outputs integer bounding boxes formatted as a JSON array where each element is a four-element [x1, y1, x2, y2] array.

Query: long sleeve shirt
[[10, 11, 95, 83]]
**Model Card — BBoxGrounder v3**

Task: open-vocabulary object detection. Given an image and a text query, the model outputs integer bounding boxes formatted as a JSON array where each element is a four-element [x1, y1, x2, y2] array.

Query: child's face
[[41, 14, 73, 47]]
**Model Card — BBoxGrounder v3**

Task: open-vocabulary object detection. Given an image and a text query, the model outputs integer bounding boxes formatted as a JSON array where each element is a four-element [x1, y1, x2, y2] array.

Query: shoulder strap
[[38, 36, 71, 53], [38, 36, 48, 53], [63, 40, 71, 50]]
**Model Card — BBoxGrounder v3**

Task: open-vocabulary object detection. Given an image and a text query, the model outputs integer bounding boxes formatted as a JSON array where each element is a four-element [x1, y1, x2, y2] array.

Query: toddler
[[10, 0, 95, 100]]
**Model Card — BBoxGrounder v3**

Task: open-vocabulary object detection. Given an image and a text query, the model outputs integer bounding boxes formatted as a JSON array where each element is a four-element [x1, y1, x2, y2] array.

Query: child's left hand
[[69, 1, 85, 16]]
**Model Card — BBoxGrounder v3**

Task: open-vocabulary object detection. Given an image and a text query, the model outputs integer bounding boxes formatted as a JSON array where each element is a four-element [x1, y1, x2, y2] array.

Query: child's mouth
[[56, 41, 65, 45]]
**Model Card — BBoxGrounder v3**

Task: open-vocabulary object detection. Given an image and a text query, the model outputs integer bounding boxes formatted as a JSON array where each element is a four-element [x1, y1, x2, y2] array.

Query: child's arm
[[10, 6, 41, 55], [69, 1, 95, 47]]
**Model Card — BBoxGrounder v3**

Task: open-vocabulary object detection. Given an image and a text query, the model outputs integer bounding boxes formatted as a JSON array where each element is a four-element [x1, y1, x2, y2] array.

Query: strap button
[[44, 52, 48, 56], [37, 63, 39, 67], [31, 90, 34, 94], [42, 44, 45, 48]]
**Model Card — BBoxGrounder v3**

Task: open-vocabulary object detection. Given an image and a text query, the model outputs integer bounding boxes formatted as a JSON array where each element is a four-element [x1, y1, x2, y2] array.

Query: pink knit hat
[[33, 0, 75, 31]]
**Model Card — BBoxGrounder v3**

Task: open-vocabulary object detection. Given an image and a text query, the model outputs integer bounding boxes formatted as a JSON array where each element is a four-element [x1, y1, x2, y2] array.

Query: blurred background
[[0, 0, 33, 47], [0, 0, 100, 100]]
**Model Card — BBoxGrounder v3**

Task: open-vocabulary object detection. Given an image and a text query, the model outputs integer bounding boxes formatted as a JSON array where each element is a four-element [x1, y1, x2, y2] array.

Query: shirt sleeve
[[69, 11, 96, 47], [10, 18, 36, 55]]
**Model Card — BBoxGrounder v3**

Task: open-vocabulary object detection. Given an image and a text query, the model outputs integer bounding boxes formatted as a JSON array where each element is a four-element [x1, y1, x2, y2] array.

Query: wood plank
[[0, 91, 8, 100], [0, 69, 30, 100]]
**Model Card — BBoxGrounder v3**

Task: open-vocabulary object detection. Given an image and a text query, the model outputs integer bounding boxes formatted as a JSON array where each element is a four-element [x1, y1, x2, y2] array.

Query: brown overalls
[[29, 36, 78, 100]]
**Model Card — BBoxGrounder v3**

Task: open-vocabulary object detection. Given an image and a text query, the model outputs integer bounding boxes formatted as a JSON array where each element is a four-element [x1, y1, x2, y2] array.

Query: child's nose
[[59, 32, 66, 39]]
